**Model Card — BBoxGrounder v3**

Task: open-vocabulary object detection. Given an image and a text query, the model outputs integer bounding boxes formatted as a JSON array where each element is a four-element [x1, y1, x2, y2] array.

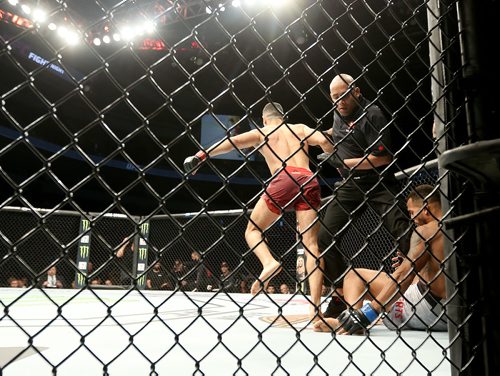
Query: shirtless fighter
[[184, 103, 333, 319]]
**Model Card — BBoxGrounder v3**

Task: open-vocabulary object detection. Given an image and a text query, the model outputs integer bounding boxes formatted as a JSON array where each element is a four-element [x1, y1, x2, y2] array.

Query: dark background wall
[[0, 0, 435, 216]]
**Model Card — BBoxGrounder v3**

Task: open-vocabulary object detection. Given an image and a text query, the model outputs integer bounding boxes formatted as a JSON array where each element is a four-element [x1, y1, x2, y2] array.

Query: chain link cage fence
[[0, 163, 438, 292], [1, 0, 497, 375]]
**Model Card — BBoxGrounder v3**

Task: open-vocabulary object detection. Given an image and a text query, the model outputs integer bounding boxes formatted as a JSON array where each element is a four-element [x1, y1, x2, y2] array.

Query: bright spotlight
[[48, 22, 57, 31], [295, 35, 306, 45], [59, 28, 79, 45], [144, 21, 155, 34], [21, 4, 31, 14], [270, 0, 287, 7], [57, 26, 67, 37], [93, 37, 101, 46], [133, 25, 144, 36], [67, 32, 79, 45], [8, 0, 19, 6], [218, 3, 226, 11], [120, 26, 133, 40], [102, 35, 111, 44], [232, 0, 241, 7], [32, 9, 47, 23], [112, 33, 121, 42], [205, 7, 212, 14], [192, 56, 204, 66]]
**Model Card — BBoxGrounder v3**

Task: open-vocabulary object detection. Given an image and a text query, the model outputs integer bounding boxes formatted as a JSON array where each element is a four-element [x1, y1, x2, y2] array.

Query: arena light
[[32, 8, 47, 23], [295, 34, 306, 45], [144, 20, 155, 34], [112, 33, 121, 42], [232, 0, 241, 7], [8, 0, 19, 6], [294, 29, 307, 45], [92, 37, 101, 46], [270, 0, 287, 7], [65, 31, 79, 45], [120, 26, 134, 41], [133, 25, 144, 37], [47, 22, 57, 30], [102, 35, 111, 44], [57, 26, 67, 37], [57, 26, 79, 46], [20, 4, 31, 14], [206, 3, 225, 14], [192, 56, 204, 66]]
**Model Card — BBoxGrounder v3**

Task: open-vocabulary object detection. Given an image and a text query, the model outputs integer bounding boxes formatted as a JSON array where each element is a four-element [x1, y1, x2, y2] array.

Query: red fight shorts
[[262, 166, 321, 215]]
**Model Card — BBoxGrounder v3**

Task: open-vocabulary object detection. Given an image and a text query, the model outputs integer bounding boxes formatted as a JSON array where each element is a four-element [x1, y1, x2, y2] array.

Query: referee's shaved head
[[262, 102, 284, 120]]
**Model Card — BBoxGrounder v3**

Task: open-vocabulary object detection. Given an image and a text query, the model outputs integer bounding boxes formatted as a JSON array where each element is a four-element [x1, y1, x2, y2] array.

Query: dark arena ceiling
[[0, 0, 434, 215]]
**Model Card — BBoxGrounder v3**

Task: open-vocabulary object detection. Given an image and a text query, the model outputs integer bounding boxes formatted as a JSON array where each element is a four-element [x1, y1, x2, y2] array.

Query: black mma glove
[[183, 151, 207, 175], [337, 302, 379, 334], [317, 152, 344, 169]]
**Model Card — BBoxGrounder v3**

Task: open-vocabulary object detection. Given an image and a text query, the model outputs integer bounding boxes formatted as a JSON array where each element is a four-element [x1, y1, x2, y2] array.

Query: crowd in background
[[4, 250, 332, 296]]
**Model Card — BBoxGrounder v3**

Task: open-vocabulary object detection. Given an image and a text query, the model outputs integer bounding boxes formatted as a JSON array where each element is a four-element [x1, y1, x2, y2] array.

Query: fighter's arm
[[116, 238, 131, 258], [184, 129, 263, 174], [206, 129, 263, 157], [342, 154, 392, 170], [370, 222, 440, 313], [302, 124, 334, 154]]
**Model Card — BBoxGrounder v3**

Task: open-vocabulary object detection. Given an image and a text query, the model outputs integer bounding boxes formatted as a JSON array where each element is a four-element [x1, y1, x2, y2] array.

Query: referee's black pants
[[317, 173, 411, 286]]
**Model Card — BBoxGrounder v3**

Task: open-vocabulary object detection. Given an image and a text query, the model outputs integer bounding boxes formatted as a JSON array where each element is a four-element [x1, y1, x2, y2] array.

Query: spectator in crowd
[[266, 284, 276, 294], [218, 262, 239, 292], [280, 283, 291, 294], [19, 277, 29, 288], [314, 184, 447, 333], [147, 261, 172, 290], [42, 266, 64, 288], [7, 277, 20, 287], [172, 259, 193, 291], [239, 276, 254, 293], [190, 251, 215, 292], [317, 73, 412, 320], [116, 237, 135, 286], [321, 285, 331, 297]]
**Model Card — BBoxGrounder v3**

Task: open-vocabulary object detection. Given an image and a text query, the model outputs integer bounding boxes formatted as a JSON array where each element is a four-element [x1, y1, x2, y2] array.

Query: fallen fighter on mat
[[314, 184, 448, 334]]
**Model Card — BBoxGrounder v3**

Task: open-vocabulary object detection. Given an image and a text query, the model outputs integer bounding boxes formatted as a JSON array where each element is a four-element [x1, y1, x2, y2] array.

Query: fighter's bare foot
[[313, 317, 339, 332], [251, 260, 282, 295], [309, 305, 322, 323]]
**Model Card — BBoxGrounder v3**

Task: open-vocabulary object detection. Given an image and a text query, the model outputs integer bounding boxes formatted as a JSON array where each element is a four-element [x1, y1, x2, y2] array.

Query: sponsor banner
[[135, 221, 150, 290], [74, 217, 92, 288]]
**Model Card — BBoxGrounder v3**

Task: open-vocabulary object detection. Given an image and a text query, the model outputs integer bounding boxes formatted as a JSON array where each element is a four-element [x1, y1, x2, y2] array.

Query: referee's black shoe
[[323, 296, 347, 318]]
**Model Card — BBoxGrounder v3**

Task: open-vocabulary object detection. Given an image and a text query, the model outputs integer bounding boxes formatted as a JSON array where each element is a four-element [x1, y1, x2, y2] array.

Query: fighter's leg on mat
[[245, 197, 282, 295], [314, 268, 391, 332], [296, 208, 323, 322]]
